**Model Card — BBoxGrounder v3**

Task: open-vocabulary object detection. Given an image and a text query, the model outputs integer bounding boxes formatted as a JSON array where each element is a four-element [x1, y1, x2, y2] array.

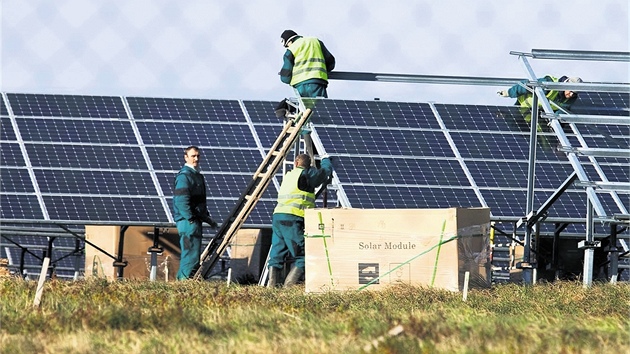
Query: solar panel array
[[2, 92, 628, 225], [1, 92, 628, 278]]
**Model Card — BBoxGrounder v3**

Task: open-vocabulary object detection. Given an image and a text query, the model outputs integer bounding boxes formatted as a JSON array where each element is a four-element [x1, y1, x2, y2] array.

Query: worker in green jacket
[[268, 153, 333, 287], [279, 29, 335, 99], [498, 75, 583, 111], [173, 146, 218, 280]]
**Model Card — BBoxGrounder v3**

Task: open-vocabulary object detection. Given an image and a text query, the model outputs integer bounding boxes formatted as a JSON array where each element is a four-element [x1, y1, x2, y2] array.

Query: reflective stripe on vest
[[273, 168, 316, 217], [518, 76, 561, 108], [288, 37, 328, 86]]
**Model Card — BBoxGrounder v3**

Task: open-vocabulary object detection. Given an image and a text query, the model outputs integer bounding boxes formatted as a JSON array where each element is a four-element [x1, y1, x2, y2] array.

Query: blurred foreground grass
[[1, 278, 629, 353]]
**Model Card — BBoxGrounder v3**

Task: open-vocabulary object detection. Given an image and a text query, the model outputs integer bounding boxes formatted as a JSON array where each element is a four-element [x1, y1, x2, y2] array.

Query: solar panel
[[43, 195, 167, 222], [17, 117, 136, 144], [314, 99, 440, 128], [34, 170, 158, 195], [333, 156, 469, 186], [127, 97, 245, 122], [1, 194, 44, 219], [570, 92, 630, 116], [342, 185, 480, 209], [25, 144, 148, 170], [7, 93, 127, 118], [1, 93, 627, 225], [1, 143, 25, 166], [137, 122, 256, 148], [1, 168, 35, 193]]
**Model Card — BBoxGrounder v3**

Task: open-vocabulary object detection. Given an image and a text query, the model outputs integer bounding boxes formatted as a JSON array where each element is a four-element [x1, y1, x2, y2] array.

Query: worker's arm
[[279, 50, 295, 84], [320, 40, 335, 72], [306, 157, 333, 188]]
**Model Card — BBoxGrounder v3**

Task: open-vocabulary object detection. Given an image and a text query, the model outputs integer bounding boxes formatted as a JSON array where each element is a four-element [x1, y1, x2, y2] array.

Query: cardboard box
[[304, 207, 491, 292], [85, 226, 180, 281]]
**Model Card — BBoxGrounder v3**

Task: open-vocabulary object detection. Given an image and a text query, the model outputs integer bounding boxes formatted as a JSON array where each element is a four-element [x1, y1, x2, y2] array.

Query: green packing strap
[[318, 211, 335, 285], [430, 219, 447, 287]]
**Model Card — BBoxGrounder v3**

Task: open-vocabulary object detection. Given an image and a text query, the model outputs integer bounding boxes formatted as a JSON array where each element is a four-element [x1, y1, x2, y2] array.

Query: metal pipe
[[530, 49, 630, 62], [328, 71, 524, 86]]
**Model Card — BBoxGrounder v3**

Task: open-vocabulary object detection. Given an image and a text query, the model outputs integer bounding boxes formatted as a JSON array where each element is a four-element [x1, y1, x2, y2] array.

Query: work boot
[[283, 266, 304, 287], [267, 267, 280, 288]]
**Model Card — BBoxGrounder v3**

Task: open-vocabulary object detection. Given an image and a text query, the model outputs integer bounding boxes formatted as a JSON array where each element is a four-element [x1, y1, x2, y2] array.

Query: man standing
[[173, 146, 218, 280], [268, 153, 333, 287], [279, 29, 335, 99]]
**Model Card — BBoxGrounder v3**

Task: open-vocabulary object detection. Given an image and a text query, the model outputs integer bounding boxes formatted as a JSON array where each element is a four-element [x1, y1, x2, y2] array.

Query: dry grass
[[1, 278, 629, 353]]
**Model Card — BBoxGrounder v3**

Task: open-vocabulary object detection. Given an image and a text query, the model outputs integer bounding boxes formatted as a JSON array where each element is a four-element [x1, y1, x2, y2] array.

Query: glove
[[202, 215, 218, 228], [497, 90, 509, 97], [321, 153, 330, 160]]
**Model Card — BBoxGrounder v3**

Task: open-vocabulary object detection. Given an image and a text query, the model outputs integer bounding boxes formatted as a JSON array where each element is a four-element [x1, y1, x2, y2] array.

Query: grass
[[1, 278, 629, 353]]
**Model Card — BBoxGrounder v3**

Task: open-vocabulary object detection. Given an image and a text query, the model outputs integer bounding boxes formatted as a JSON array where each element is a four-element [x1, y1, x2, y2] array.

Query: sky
[[2, 0, 629, 106]]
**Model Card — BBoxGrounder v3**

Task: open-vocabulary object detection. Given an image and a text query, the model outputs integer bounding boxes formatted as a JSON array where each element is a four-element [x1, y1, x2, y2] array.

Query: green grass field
[[1, 278, 629, 353]]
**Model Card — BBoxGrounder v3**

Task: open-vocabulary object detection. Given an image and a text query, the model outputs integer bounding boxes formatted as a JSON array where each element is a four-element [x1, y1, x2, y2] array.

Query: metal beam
[[328, 71, 524, 86], [557, 147, 630, 158], [536, 81, 630, 93], [530, 49, 630, 62], [542, 113, 630, 125]]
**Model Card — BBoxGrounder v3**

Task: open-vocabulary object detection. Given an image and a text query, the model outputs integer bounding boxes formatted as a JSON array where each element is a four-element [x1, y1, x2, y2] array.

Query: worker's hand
[[209, 220, 219, 229], [321, 153, 331, 161], [497, 90, 509, 97]]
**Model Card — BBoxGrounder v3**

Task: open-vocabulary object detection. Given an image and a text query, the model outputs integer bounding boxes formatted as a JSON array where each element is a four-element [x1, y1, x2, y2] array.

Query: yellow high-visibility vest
[[288, 37, 328, 86], [273, 168, 315, 217]]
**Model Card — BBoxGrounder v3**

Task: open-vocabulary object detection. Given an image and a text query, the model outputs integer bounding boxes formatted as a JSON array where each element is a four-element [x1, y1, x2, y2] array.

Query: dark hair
[[295, 154, 311, 168], [184, 145, 199, 156]]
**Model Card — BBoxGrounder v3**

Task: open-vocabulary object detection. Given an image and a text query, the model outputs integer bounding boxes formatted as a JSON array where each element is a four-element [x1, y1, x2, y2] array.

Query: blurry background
[[2, 0, 629, 105]]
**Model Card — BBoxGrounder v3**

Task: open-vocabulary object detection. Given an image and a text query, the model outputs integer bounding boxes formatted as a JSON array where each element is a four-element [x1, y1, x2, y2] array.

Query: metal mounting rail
[[192, 109, 313, 280], [328, 71, 524, 86]]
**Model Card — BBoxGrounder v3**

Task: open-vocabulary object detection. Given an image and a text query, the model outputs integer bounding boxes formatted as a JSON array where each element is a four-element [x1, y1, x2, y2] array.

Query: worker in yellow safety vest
[[267, 153, 333, 287], [498, 75, 583, 111], [279, 29, 336, 99]]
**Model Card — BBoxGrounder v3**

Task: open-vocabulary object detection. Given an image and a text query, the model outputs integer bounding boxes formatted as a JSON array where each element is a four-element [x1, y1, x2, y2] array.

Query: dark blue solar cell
[[334, 156, 468, 186], [1, 143, 25, 167], [147, 147, 263, 173], [1, 194, 44, 219], [315, 100, 440, 128], [452, 132, 564, 161], [43, 196, 168, 222], [138, 122, 256, 148], [17, 117, 136, 144], [436, 104, 532, 132], [318, 127, 454, 157], [342, 185, 480, 209], [1, 117, 16, 140], [1, 168, 34, 193], [243, 100, 280, 124], [7, 94, 127, 118], [35, 170, 158, 195], [127, 97, 245, 122], [25, 144, 147, 169]]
